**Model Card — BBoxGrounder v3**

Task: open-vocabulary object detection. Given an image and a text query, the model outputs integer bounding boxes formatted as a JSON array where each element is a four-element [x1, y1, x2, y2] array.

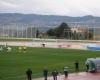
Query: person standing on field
[[43, 67, 48, 80], [26, 68, 32, 80], [52, 69, 58, 80], [7, 46, 11, 52], [63, 65, 68, 77], [19, 46, 22, 52], [75, 61, 79, 72], [0, 46, 3, 51], [85, 60, 89, 72], [23, 46, 26, 53]]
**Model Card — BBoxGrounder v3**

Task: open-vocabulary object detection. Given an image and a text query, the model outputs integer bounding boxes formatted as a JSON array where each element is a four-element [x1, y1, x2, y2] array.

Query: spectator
[[63, 65, 68, 77], [52, 69, 58, 80], [43, 67, 48, 80], [85, 60, 89, 72], [26, 68, 32, 80], [75, 61, 79, 72]]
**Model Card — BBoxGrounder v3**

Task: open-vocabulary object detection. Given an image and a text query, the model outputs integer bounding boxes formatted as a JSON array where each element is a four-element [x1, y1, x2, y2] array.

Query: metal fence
[[0, 26, 100, 40], [0, 25, 37, 38], [64, 27, 100, 41]]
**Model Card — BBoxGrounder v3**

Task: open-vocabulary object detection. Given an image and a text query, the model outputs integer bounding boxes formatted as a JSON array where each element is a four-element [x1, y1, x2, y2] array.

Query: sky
[[0, 0, 100, 17]]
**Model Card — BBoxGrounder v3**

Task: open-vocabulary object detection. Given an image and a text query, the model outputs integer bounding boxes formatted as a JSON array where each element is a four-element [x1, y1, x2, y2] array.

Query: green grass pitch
[[0, 46, 100, 80]]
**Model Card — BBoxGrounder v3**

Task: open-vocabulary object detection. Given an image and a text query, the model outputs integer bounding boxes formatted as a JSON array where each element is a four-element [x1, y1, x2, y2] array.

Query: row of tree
[[46, 22, 93, 40]]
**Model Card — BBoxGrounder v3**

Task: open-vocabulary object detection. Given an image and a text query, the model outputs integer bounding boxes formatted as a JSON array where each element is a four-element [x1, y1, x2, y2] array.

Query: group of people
[[0, 45, 12, 52], [26, 61, 90, 80], [19, 46, 26, 53], [26, 61, 81, 80], [26, 68, 59, 80], [75, 60, 90, 72], [0, 44, 27, 53]]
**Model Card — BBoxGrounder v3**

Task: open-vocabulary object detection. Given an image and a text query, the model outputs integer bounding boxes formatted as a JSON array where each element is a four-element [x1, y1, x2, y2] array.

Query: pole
[[17, 26, 18, 38], [12, 26, 13, 38], [26, 26, 27, 38], [22, 26, 23, 38], [8, 25, 9, 38], [99, 27, 100, 41], [94, 27, 95, 41], [87, 27, 89, 40], [3, 26, 4, 38], [31, 26, 32, 38], [35, 27, 37, 39]]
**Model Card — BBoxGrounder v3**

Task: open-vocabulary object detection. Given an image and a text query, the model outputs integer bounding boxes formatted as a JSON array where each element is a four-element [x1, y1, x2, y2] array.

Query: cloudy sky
[[0, 0, 100, 17]]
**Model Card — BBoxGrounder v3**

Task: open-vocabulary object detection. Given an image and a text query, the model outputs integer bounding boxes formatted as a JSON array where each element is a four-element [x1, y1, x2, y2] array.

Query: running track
[[34, 72, 100, 80]]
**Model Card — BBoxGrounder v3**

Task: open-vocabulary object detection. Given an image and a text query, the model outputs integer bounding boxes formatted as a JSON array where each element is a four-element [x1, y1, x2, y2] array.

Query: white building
[[71, 26, 87, 33]]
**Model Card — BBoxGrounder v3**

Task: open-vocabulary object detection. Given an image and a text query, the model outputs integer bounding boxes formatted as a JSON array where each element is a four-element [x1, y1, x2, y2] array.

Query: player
[[4, 43, 8, 48], [7, 46, 12, 52], [19, 46, 22, 52], [23, 46, 26, 53], [0, 46, 3, 51]]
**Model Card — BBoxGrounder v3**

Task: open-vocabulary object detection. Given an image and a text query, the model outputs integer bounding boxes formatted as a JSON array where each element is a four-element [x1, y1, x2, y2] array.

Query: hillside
[[0, 13, 100, 32]]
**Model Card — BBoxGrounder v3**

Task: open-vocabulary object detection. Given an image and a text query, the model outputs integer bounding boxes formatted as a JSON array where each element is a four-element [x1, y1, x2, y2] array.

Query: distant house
[[71, 26, 87, 33], [38, 32, 47, 38]]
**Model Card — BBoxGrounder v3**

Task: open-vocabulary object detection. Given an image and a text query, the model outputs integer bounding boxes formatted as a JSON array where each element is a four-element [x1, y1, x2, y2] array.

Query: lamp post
[[26, 26, 27, 38], [3, 26, 4, 38], [8, 26, 9, 38], [31, 26, 32, 38], [22, 26, 23, 38]]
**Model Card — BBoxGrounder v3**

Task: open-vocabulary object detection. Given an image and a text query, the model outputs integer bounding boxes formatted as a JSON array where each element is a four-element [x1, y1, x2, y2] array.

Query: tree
[[56, 22, 70, 38], [36, 29, 39, 38], [84, 31, 93, 40], [47, 28, 55, 36], [46, 22, 71, 38]]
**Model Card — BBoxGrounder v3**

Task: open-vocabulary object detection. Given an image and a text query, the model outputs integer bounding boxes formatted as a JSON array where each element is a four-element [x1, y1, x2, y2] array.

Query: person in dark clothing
[[85, 60, 89, 72], [75, 61, 79, 72], [43, 67, 48, 80], [42, 43, 45, 47], [63, 65, 68, 77], [26, 68, 32, 80], [52, 69, 58, 80]]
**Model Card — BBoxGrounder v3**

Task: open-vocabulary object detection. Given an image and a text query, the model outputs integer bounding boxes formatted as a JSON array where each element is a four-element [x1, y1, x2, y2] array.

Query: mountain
[[0, 13, 100, 32]]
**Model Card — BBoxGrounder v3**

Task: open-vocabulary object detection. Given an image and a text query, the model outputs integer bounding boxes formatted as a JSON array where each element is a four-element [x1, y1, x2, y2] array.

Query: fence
[[64, 27, 100, 40], [0, 26, 100, 40], [0, 25, 37, 38]]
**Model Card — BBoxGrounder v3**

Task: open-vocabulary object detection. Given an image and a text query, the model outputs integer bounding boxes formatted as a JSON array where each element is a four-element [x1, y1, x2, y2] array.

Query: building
[[71, 26, 87, 33]]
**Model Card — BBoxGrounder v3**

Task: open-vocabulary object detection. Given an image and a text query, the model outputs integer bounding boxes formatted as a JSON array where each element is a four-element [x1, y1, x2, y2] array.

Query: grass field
[[0, 46, 100, 80]]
